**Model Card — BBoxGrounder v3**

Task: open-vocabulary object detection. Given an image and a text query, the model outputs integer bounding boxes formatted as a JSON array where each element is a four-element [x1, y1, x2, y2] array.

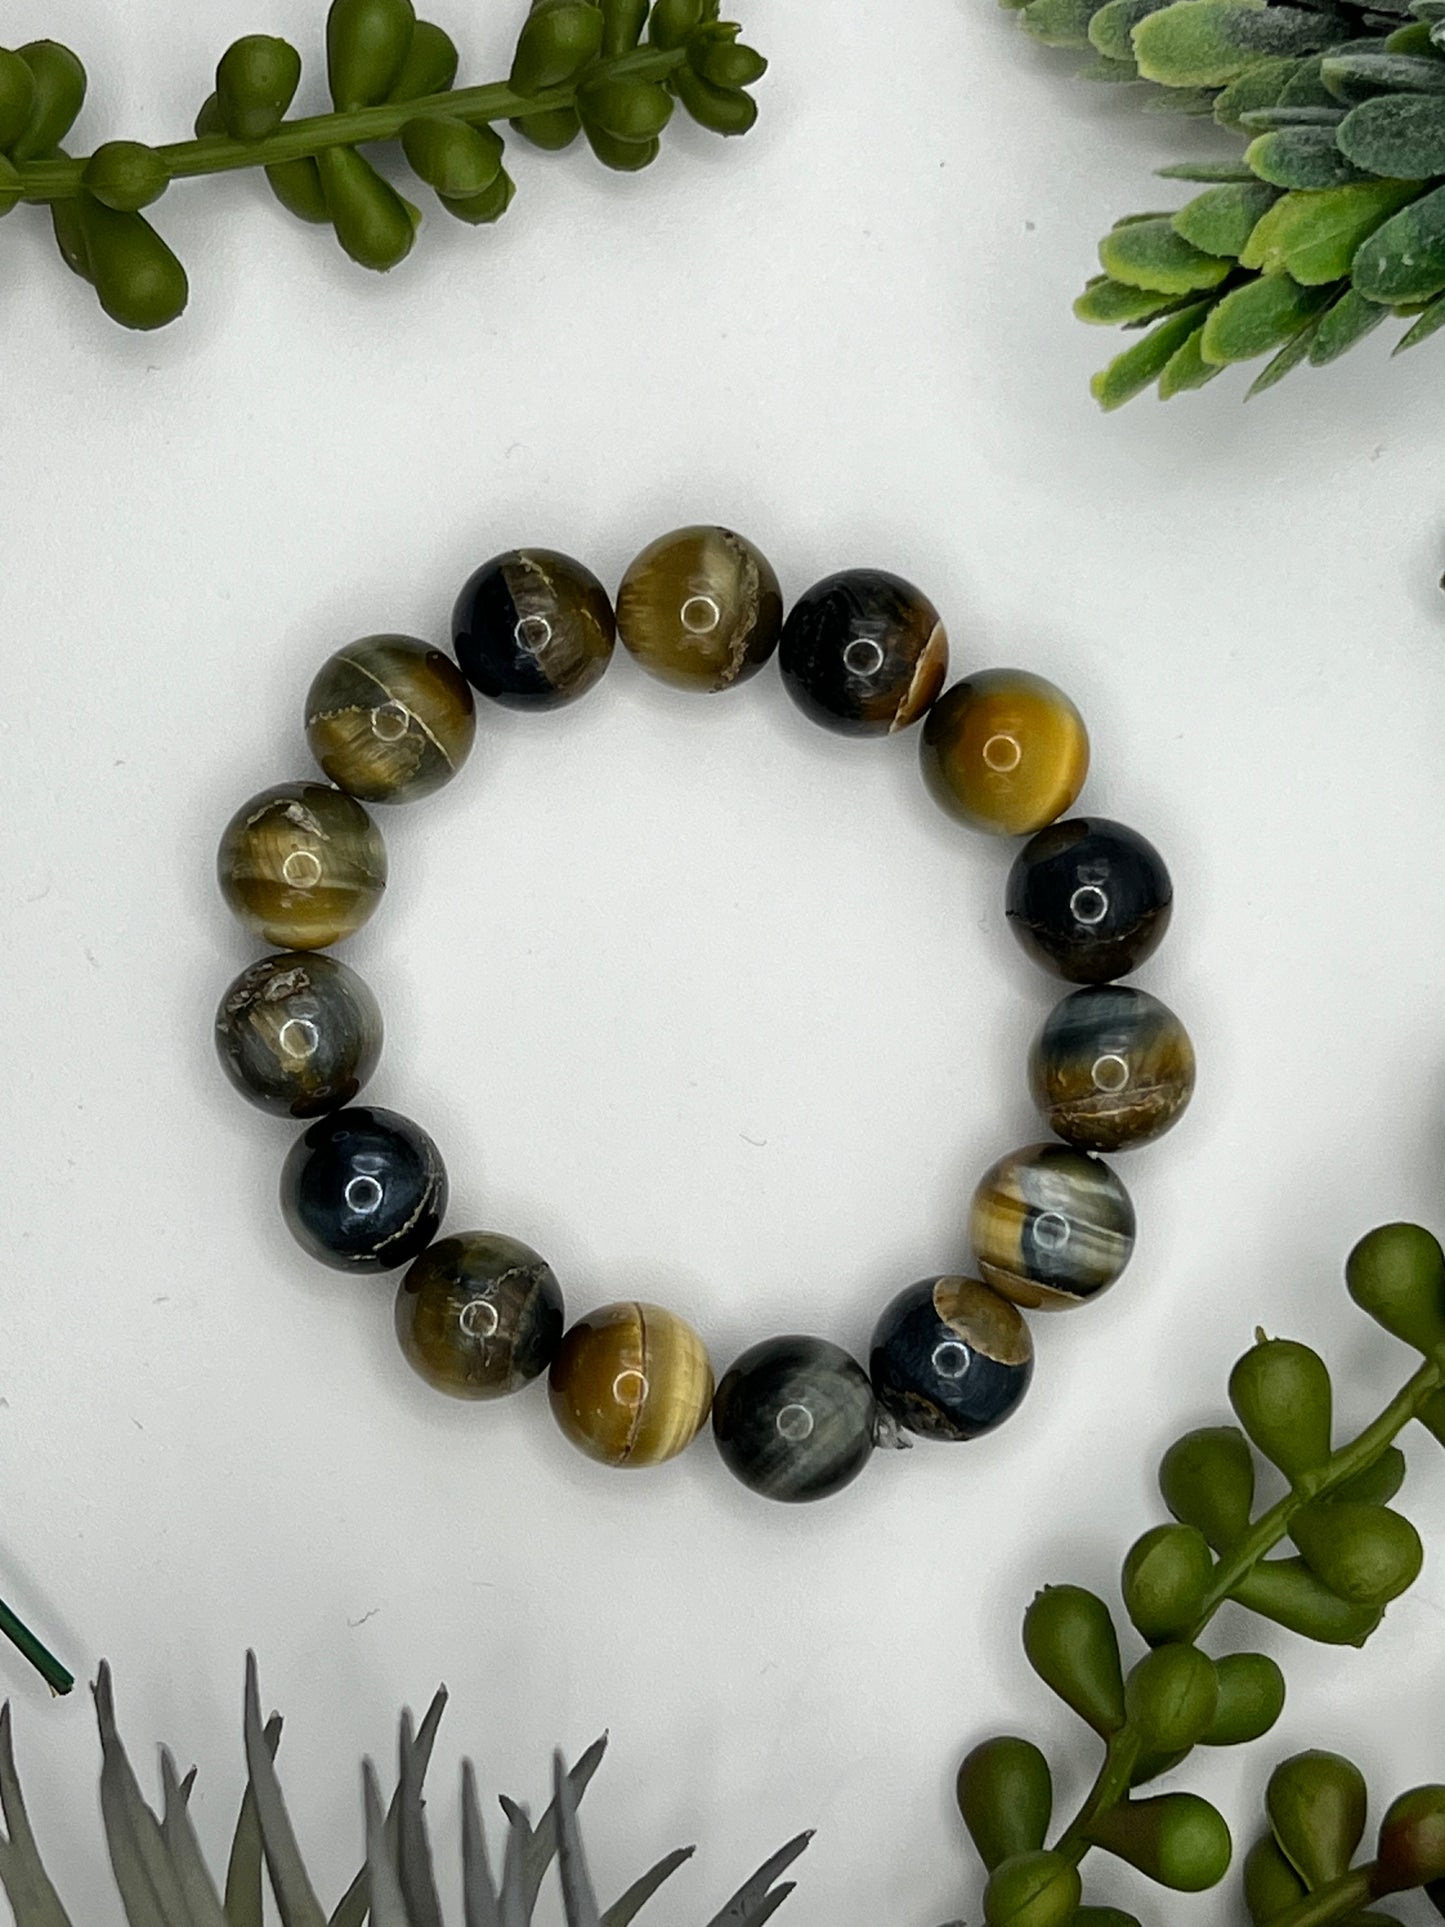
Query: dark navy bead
[[778, 569, 948, 736], [280, 1106, 447, 1273], [712, 1335, 876, 1502], [451, 549, 615, 708], [869, 1277, 1034, 1442], [1006, 816, 1172, 984]]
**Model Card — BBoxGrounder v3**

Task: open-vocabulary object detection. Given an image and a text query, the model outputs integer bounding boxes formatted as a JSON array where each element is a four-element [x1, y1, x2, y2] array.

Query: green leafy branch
[[955, 1221, 1445, 1924], [0, 0, 766, 331], [1004, 0, 1445, 401]]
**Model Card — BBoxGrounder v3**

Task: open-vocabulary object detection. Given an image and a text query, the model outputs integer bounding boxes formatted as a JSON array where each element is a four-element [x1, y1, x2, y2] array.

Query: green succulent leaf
[[1143, 84, 1220, 111], [1159, 1426, 1255, 1550], [1229, 1555, 1385, 1643], [1158, 157, 1260, 179], [1227, 1337, 1334, 1474], [1158, 322, 1224, 390], [1123, 1646, 1220, 1753], [385, 21, 460, 101], [10, 40, 87, 164], [1087, 0, 1174, 55], [1267, 1750, 1368, 1889], [1339, 94, 1445, 174], [1081, 54, 1143, 77], [1395, 286, 1445, 345], [1243, 1833, 1308, 1923], [1246, 312, 1323, 391], [1173, 179, 1280, 254], [1021, 0, 1101, 46], [1346, 1224, 1445, 1357], [1087, 1793, 1233, 1891], [1202, 1653, 1286, 1745], [266, 158, 332, 224], [1214, 56, 1304, 129], [1246, 125, 1375, 186], [1121, 1524, 1215, 1641], [956, 1737, 1054, 1871], [1322, 49, 1445, 101], [1021, 1586, 1128, 1736], [1353, 179, 1445, 299], [1239, 179, 1421, 282], [1289, 1501, 1424, 1605], [1075, 274, 1195, 322], [1133, 1, 1332, 88], [1099, 214, 1234, 289]]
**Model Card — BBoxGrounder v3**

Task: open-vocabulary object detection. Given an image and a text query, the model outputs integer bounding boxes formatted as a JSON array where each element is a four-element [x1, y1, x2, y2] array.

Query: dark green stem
[[1263, 1865, 1376, 1926], [1049, 1355, 1443, 1878], [12, 45, 686, 203], [0, 1598, 73, 1698]]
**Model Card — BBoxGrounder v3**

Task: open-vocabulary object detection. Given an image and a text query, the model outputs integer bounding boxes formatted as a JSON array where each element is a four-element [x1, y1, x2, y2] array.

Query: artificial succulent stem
[[0, 1597, 73, 1698], [1050, 1354, 1442, 1876], [11, 46, 687, 202], [1262, 1864, 1376, 1926]]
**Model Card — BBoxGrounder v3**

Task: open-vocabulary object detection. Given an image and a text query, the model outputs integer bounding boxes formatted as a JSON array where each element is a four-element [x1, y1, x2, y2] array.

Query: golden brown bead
[[548, 1300, 714, 1467], [615, 526, 783, 692], [921, 670, 1089, 836], [217, 782, 387, 950], [305, 634, 476, 804]]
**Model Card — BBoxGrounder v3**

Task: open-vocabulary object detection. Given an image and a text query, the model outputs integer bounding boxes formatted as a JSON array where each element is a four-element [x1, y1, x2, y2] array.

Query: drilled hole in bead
[[459, 1299, 500, 1340], [344, 1174, 384, 1215], [1092, 1053, 1130, 1093], [680, 594, 721, 636], [371, 701, 410, 743], [1070, 884, 1109, 926], [982, 732, 1022, 773], [278, 1017, 319, 1061], [1033, 1210, 1070, 1252], [776, 1402, 814, 1442], [281, 849, 323, 889], [613, 1369, 648, 1408], [842, 637, 885, 678], [931, 1340, 972, 1381], [515, 614, 553, 653]]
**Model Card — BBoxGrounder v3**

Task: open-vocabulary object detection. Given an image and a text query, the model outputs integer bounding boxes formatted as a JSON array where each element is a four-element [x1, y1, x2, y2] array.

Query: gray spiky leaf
[[94, 1663, 191, 1927], [0, 1702, 75, 1927], [159, 1750, 229, 1927], [242, 1654, 327, 1927], [396, 1712, 444, 1927], [331, 1689, 448, 1927], [225, 1714, 281, 1927], [601, 1846, 695, 1925], [703, 1832, 812, 1927], [362, 1766, 408, 1927], [460, 1763, 501, 1927], [553, 1753, 602, 1927], [504, 1736, 608, 1913]]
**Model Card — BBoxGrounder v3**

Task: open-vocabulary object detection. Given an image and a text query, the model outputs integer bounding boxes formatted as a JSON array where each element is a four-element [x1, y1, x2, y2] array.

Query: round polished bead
[[548, 1301, 713, 1467], [615, 525, 783, 692], [712, 1335, 876, 1502], [396, 1232, 564, 1399], [452, 549, 616, 708], [920, 670, 1089, 836], [217, 782, 387, 951], [778, 568, 948, 735], [280, 1106, 447, 1273], [1006, 816, 1172, 984], [1030, 985, 1196, 1153], [305, 634, 476, 803], [970, 1142, 1135, 1312], [869, 1277, 1034, 1442], [214, 951, 382, 1118]]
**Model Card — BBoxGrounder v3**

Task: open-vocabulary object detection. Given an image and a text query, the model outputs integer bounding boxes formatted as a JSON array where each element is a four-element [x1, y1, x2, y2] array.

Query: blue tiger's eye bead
[[280, 1106, 447, 1272], [778, 568, 948, 735], [452, 549, 616, 708], [215, 951, 383, 1118], [396, 1232, 564, 1399], [1030, 985, 1196, 1152], [970, 1142, 1135, 1312], [712, 1335, 876, 1502], [869, 1277, 1034, 1441], [1006, 817, 1172, 984]]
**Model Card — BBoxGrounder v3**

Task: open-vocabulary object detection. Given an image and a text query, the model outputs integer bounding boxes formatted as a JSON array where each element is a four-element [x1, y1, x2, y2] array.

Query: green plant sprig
[[0, 1597, 71, 1699], [956, 1221, 1445, 1927], [0, 0, 767, 332]]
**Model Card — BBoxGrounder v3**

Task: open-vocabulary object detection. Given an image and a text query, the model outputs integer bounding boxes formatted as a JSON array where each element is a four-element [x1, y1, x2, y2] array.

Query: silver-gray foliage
[[0, 1656, 809, 1927]]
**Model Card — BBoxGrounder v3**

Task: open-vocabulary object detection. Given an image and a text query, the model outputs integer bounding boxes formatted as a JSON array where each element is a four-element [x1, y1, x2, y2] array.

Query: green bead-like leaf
[[1240, 180, 1421, 282], [1202, 1652, 1285, 1745], [1329, 1444, 1407, 1504], [648, 0, 704, 47], [1244, 1833, 1308, 1923], [1310, 283, 1391, 359], [1375, 1786, 1445, 1892], [582, 124, 660, 168], [1133, 1, 1330, 88], [602, 0, 650, 56], [266, 157, 331, 223], [10, 40, 86, 163], [509, 105, 582, 149], [1268, 1750, 1368, 1889], [1173, 179, 1279, 254], [1323, 50, 1445, 104], [0, 48, 37, 152], [438, 168, 516, 223], [1159, 323, 1225, 391], [216, 36, 302, 141], [1354, 180, 1445, 300], [578, 74, 674, 140], [1230, 1555, 1384, 1643], [1339, 94, 1445, 175], [671, 67, 758, 133], [1346, 1225, 1445, 1356], [1087, 0, 1175, 60], [1122, 1525, 1215, 1642], [982, 1850, 1082, 1927], [1075, 1912, 1144, 1927], [1290, 1500, 1423, 1605], [386, 20, 459, 100], [51, 194, 91, 276], [1226, 1336, 1334, 1472], [316, 144, 419, 269], [1021, 0, 1100, 45], [328, 0, 417, 109], [1159, 1426, 1255, 1550], [77, 194, 188, 328], [699, 42, 767, 87], [511, 0, 604, 95], [1396, 287, 1445, 346], [1099, 214, 1233, 289], [1123, 1645, 1219, 1753], [1022, 1586, 1127, 1736], [1075, 274, 1193, 322], [1088, 1793, 1233, 1892], [1246, 127, 1374, 188], [82, 140, 169, 212], [1091, 299, 1214, 405], [401, 114, 504, 195], [956, 1737, 1053, 1872]]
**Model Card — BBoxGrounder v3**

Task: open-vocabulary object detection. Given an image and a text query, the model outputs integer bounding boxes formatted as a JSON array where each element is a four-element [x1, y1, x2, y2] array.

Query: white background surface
[[2, 1, 1445, 1920]]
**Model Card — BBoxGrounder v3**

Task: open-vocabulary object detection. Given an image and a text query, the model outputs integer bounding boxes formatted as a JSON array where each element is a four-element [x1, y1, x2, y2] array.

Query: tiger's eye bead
[[215, 951, 382, 1118], [1006, 817, 1172, 984], [217, 782, 387, 950], [396, 1232, 564, 1399], [970, 1142, 1135, 1312], [778, 568, 948, 735], [305, 634, 476, 803], [615, 525, 783, 691], [869, 1277, 1034, 1442], [452, 549, 616, 708], [712, 1336, 876, 1502], [920, 670, 1089, 835], [1030, 985, 1196, 1153], [280, 1105, 447, 1272], [548, 1301, 713, 1467]]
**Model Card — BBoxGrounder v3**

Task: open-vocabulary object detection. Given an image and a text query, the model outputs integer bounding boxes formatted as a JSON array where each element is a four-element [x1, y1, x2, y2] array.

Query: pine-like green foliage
[[0, 1655, 809, 1927], [1008, 0, 1445, 400]]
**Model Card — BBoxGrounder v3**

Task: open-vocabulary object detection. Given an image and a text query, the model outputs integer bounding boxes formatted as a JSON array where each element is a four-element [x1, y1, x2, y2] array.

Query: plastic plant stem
[[1052, 1353, 1443, 1869], [0, 1597, 73, 1698], [10, 47, 688, 204]]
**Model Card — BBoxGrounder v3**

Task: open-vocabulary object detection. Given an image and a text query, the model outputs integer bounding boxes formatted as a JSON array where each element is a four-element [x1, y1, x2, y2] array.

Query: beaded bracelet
[[213, 527, 1195, 1505]]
